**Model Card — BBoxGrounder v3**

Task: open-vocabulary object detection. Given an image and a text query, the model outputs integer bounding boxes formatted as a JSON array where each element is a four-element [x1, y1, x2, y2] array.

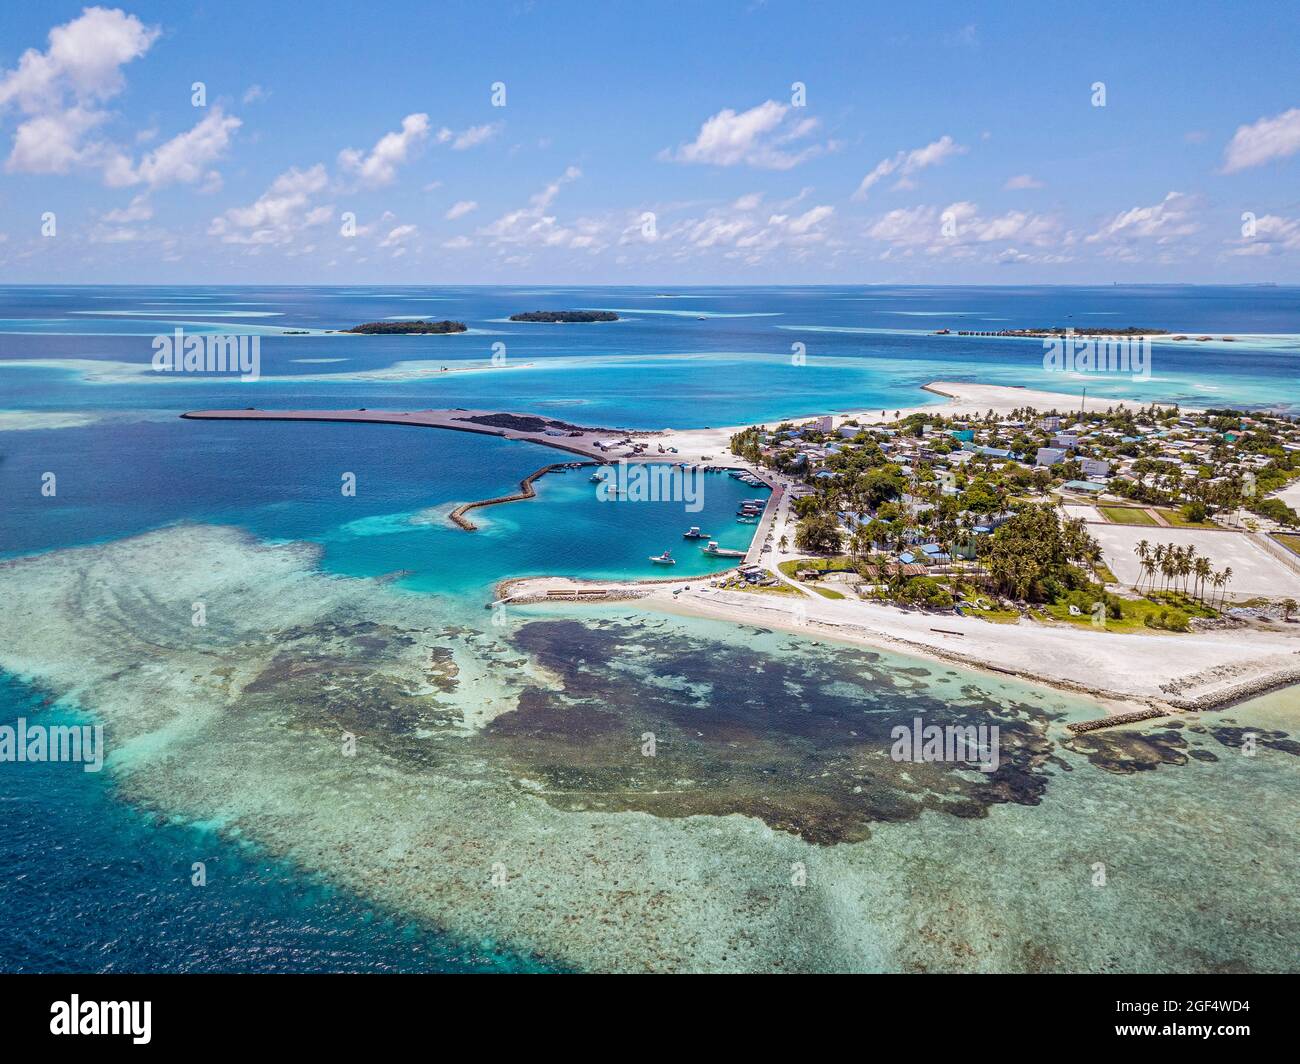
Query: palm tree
[[1134, 540, 1151, 593], [1194, 556, 1212, 604], [1175, 547, 1193, 598], [1219, 566, 1233, 608]]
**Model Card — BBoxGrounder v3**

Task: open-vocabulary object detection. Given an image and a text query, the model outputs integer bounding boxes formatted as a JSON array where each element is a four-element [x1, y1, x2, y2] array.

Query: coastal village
[[729, 398, 1300, 615]]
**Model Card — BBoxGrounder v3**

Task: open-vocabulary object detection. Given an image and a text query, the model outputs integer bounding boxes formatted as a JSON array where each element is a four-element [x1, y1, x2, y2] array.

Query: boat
[[682, 527, 710, 539], [701, 541, 745, 558], [589, 472, 605, 483], [649, 550, 676, 565], [736, 515, 758, 524]]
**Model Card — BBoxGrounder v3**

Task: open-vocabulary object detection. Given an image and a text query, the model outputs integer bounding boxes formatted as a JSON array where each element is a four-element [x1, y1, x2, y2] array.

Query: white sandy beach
[[656, 379, 1175, 463]]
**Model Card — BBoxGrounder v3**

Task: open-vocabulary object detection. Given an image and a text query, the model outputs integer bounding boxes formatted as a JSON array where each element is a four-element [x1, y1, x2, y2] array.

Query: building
[[1036, 446, 1067, 467]]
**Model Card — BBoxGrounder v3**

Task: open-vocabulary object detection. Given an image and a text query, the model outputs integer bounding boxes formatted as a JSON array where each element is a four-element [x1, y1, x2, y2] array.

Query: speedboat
[[682, 527, 710, 539], [736, 515, 758, 524], [649, 550, 676, 565]]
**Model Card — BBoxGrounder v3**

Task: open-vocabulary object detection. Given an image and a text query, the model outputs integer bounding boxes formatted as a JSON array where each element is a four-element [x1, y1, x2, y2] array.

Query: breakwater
[[449, 462, 591, 531]]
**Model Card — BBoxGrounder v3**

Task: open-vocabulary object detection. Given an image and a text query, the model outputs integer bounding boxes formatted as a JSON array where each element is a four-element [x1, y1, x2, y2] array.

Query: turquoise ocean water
[[0, 286, 1297, 972]]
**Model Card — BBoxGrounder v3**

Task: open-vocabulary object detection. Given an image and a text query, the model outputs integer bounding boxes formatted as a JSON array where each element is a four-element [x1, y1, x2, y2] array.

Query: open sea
[[1, 285, 1297, 973]]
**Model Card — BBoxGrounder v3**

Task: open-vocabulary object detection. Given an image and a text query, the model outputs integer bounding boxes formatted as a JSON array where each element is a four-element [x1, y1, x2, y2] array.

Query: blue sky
[[1, 0, 1298, 283]]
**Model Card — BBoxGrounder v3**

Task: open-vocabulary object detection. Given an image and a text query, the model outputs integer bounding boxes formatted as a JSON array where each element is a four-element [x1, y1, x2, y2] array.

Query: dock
[[742, 474, 783, 567]]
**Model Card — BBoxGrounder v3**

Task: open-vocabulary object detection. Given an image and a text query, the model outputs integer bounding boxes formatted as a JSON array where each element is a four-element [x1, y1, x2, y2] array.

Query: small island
[[940, 326, 1169, 338], [347, 320, 468, 334], [509, 310, 619, 323]]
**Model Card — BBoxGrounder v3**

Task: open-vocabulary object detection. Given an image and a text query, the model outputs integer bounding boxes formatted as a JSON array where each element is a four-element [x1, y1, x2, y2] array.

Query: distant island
[[937, 326, 1169, 337], [509, 310, 619, 323], [347, 320, 468, 334]]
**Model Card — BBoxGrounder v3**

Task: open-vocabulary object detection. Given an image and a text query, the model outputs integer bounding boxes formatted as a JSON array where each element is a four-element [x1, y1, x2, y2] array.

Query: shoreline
[[498, 378, 1297, 717], [497, 575, 1300, 716]]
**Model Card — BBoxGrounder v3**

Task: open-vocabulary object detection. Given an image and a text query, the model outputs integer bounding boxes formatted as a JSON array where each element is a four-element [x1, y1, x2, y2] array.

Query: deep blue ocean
[[1, 285, 1297, 972]]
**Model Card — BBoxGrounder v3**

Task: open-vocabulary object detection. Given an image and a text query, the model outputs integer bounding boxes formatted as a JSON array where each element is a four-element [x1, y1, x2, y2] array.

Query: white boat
[[649, 550, 676, 565], [682, 527, 710, 539], [701, 541, 745, 558]]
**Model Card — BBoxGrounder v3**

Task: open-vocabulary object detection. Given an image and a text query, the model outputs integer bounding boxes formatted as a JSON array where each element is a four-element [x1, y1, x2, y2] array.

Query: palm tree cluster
[[1133, 539, 1233, 607]]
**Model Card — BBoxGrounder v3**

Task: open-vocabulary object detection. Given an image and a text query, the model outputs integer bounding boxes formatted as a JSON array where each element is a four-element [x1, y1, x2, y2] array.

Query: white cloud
[[209, 164, 332, 245], [242, 84, 268, 104], [1227, 213, 1300, 256], [1088, 191, 1200, 244], [1222, 107, 1300, 173], [451, 123, 500, 150], [133, 107, 241, 189], [661, 100, 831, 170], [854, 135, 965, 200], [445, 199, 478, 220], [0, 7, 159, 181], [867, 200, 1064, 261], [442, 235, 472, 250], [338, 113, 430, 187], [102, 193, 152, 223], [379, 224, 417, 247], [1003, 173, 1043, 190], [0, 6, 159, 112], [480, 167, 604, 250], [642, 197, 836, 266]]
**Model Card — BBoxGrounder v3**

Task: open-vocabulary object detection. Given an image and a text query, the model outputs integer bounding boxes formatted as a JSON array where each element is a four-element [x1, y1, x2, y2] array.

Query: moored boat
[[682, 527, 710, 539], [649, 550, 676, 565], [701, 540, 745, 558]]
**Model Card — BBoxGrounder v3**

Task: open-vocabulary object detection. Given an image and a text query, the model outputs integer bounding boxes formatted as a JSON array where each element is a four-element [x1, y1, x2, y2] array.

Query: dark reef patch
[[1209, 726, 1300, 757], [1063, 727, 1192, 773], [475, 618, 1068, 845]]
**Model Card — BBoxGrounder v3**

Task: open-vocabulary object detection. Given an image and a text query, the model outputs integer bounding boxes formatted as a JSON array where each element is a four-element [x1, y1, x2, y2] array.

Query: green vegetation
[[347, 320, 467, 334], [1092, 561, 1119, 584], [810, 586, 846, 600], [979, 505, 1100, 602], [509, 310, 619, 323], [1274, 533, 1300, 556], [1099, 506, 1158, 526], [1131, 539, 1232, 607], [778, 556, 854, 578], [794, 513, 844, 554], [1160, 506, 1215, 528]]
